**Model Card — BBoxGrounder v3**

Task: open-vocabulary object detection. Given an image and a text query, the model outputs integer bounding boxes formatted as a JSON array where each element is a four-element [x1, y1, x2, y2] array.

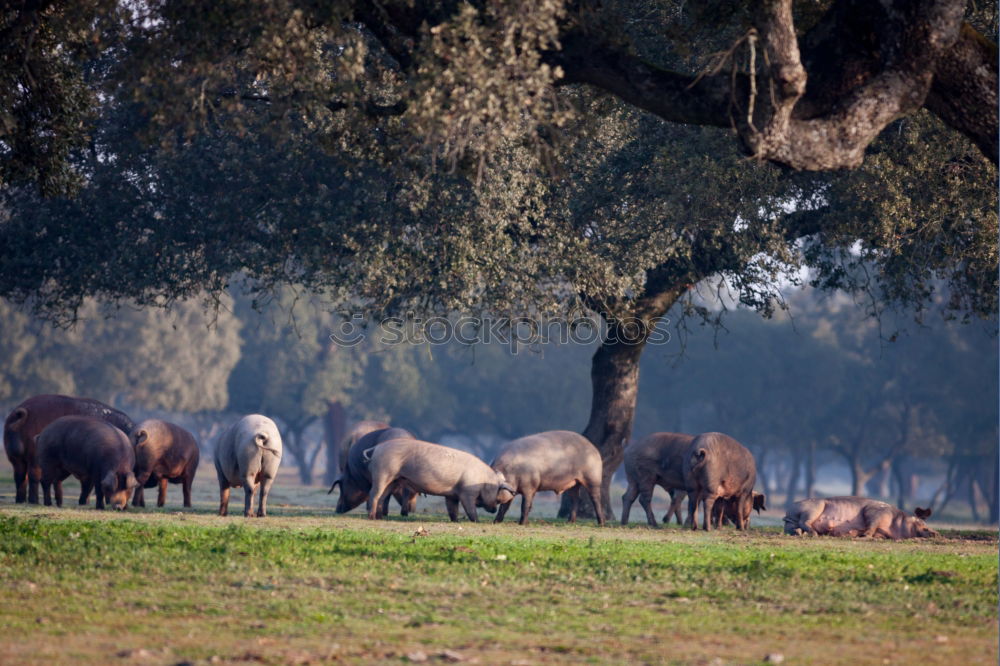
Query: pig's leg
[[566, 485, 581, 523], [12, 460, 27, 504], [583, 481, 605, 526], [737, 495, 750, 530], [518, 488, 536, 525], [28, 466, 41, 505], [242, 483, 256, 518], [132, 485, 145, 507], [637, 484, 658, 528], [181, 471, 193, 508], [686, 488, 700, 530], [702, 494, 718, 531], [41, 474, 53, 506], [620, 481, 639, 526], [401, 488, 418, 516], [95, 480, 105, 510], [368, 480, 392, 520], [79, 479, 92, 506], [257, 475, 275, 518], [157, 477, 169, 507], [218, 484, 230, 516], [378, 483, 394, 518], [445, 496, 460, 522], [459, 492, 479, 522], [666, 490, 687, 525], [54, 478, 65, 507], [494, 497, 512, 524]]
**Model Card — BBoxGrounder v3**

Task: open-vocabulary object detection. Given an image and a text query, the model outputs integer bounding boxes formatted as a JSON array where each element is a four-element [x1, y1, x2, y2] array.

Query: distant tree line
[[1, 285, 994, 522]]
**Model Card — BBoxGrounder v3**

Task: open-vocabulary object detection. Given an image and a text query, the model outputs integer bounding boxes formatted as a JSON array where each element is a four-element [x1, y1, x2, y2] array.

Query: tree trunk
[[559, 329, 647, 520], [559, 286, 682, 520], [804, 441, 816, 498], [322, 400, 347, 486], [784, 446, 802, 512], [283, 424, 320, 486], [892, 458, 908, 511]]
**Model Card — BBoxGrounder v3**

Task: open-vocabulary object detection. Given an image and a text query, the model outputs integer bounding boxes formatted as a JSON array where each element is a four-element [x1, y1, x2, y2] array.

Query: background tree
[[227, 289, 365, 485]]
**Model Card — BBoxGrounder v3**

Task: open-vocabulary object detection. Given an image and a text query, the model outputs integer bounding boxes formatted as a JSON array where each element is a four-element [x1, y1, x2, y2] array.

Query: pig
[[683, 432, 758, 531], [490, 430, 606, 526], [327, 425, 419, 515], [4, 394, 134, 504], [712, 490, 767, 528], [366, 438, 515, 522], [783, 496, 939, 539], [214, 414, 283, 518], [337, 420, 390, 472], [36, 415, 138, 510], [620, 432, 695, 527], [130, 419, 200, 508]]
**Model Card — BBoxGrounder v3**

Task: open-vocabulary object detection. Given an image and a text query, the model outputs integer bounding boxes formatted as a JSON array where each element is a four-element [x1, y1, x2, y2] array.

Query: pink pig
[[783, 496, 938, 539]]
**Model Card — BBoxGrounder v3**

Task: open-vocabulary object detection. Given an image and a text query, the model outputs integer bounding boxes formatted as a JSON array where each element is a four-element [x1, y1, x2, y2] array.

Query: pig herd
[[3, 393, 940, 540]]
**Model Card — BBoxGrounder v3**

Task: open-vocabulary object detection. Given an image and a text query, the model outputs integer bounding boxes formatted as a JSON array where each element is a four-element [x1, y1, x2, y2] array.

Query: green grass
[[0, 501, 995, 665]]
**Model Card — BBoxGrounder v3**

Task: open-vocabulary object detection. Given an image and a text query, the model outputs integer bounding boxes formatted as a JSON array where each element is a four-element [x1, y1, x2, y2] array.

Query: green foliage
[[0, 511, 995, 664]]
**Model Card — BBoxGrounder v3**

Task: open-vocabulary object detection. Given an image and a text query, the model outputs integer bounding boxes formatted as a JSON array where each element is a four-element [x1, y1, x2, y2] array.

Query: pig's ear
[[102, 470, 116, 491], [754, 492, 767, 512], [133, 430, 148, 446], [5, 407, 28, 431], [327, 477, 342, 495], [914, 507, 932, 520], [361, 447, 376, 463], [497, 487, 515, 504]]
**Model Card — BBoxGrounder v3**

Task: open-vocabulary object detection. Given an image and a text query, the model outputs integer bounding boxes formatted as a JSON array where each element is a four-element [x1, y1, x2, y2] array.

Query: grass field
[[0, 468, 996, 665]]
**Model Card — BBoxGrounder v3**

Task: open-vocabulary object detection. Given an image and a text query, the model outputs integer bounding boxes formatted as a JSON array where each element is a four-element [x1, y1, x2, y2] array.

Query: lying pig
[[131, 419, 200, 508], [337, 420, 390, 473], [683, 432, 757, 531], [366, 439, 515, 522], [621, 432, 695, 527], [328, 426, 418, 515], [783, 496, 938, 539], [4, 394, 134, 504], [712, 490, 767, 528], [37, 415, 138, 510], [214, 414, 283, 518], [491, 430, 605, 526]]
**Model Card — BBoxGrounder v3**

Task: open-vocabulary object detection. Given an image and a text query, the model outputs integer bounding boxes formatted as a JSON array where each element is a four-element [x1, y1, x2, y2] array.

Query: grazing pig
[[327, 426, 418, 515], [214, 414, 283, 518], [4, 394, 134, 504], [620, 432, 695, 527], [712, 491, 767, 528], [337, 420, 390, 472], [130, 419, 200, 508], [783, 496, 939, 539], [367, 439, 515, 522], [491, 430, 605, 526], [37, 416, 138, 510], [683, 432, 757, 531]]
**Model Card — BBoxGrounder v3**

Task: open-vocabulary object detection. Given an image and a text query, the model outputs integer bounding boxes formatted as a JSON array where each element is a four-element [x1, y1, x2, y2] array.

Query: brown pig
[[683, 432, 758, 531], [783, 496, 938, 539], [337, 420, 390, 473], [327, 425, 418, 516], [4, 394, 134, 504], [37, 415, 138, 510], [491, 430, 605, 526], [367, 439, 515, 522], [712, 490, 767, 528], [130, 419, 200, 508], [620, 432, 695, 527]]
